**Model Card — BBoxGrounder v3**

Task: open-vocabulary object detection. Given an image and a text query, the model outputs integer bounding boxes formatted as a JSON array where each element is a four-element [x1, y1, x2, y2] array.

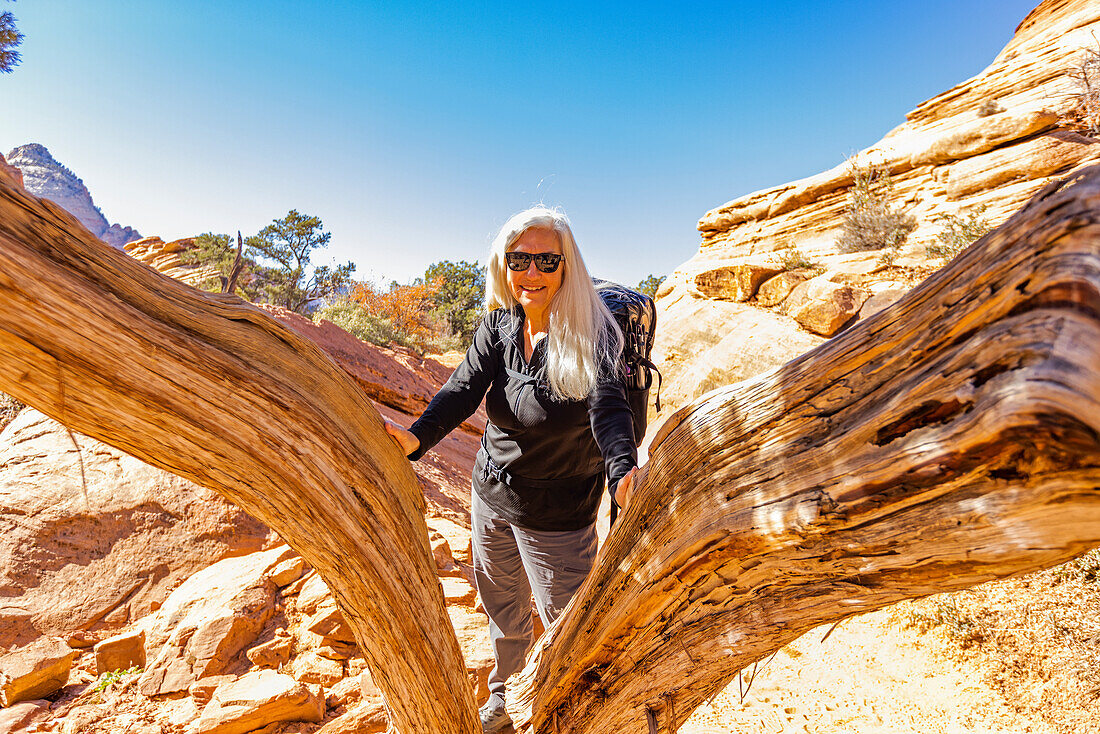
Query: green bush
[[636, 274, 666, 298], [836, 162, 917, 254], [313, 297, 418, 351], [926, 207, 990, 260], [774, 244, 819, 271]]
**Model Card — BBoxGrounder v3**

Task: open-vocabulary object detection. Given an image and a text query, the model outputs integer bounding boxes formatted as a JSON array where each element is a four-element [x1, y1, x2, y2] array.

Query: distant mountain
[[6, 143, 141, 248]]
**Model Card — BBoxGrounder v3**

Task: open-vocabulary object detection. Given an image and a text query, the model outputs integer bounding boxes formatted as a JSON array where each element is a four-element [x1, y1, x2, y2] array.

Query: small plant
[[926, 207, 990, 260], [1069, 35, 1100, 136], [93, 666, 142, 694], [976, 99, 1005, 117], [836, 161, 917, 255], [774, 243, 819, 271], [1052, 547, 1100, 584], [906, 594, 980, 646]]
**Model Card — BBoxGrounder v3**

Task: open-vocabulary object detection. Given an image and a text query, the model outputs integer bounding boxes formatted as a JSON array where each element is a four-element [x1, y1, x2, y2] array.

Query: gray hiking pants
[[471, 490, 598, 700]]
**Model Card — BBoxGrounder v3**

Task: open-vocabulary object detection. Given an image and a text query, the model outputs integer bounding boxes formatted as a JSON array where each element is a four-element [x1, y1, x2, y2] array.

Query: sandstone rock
[[93, 629, 146, 675], [0, 409, 271, 649], [425, 515, 472, 564], [945, 130, 1100, 200], [429, 530, 457, 573], [58, 704, 109, 734], [314, 698, 388, 734], [908, 109, 1059, 168], [359, 668, 382, 699], [0, 637, 75, 706], [189, 675, 236, 706], [326, 675, 363, 709], [306, 601, 356, 644], [693, 262, 783, 301], [294, 573, 331, 617], [650, 296, 823, 418], [0, 698, 49, 731], [316, 641, 358, 661], [268, 556, 306, 588], [0, 153, 23, 189], [189, 670, 324, 734], [859, 288, 910, 320], [441, 576, 477, 605], [159, 697, 202, 729], [290, 651, 344, 686], [756, 271, 813, 307], [247, 630, 293, 669], [138, 546, 294, 696], [783, 280, 870, 336], [449, 607, 493, 701]]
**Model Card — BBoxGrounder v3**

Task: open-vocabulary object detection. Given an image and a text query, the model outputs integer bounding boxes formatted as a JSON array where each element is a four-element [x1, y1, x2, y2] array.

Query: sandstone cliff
[[6, 144, 141, 248], [653, 0, 1100, 419]]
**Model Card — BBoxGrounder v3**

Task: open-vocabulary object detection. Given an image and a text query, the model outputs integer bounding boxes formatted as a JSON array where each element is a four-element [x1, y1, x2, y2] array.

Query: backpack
[[594, 279, 662, 445]]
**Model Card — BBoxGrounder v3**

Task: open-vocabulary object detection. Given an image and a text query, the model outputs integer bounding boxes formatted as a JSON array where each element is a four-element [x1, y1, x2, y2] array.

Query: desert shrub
[[905, 593, 981, 647], [836, 162, 917, 254], [351, 278, 456, 354], [926, 207, 990, 260], [976, 99, 1005, 117], [313, 296, 418, 351], [0, 391, 24, 431], [422, 260, 485, 346], [1052, 547, 1100, 584], [773, 243, 819, 271], [1069, 35, 1100, 136]]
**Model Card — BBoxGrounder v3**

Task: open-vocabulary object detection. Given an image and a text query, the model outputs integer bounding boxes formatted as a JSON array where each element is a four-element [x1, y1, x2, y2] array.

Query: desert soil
[[676, 610, 1054, 734]]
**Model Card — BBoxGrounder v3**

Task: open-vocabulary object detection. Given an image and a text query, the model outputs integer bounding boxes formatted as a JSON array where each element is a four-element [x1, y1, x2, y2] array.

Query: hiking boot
[[479, 695, 513, 734]]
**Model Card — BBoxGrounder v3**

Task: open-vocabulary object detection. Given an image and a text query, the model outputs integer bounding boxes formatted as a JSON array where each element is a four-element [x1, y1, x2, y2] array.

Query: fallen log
[[509, 165, 1100, 732], [0, 182, 478, 733]]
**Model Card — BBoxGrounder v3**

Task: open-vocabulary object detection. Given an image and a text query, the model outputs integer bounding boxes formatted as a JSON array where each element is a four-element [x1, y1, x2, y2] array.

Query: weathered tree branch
[[0, 186, 478, 733], [509, 166, 1100, 733]]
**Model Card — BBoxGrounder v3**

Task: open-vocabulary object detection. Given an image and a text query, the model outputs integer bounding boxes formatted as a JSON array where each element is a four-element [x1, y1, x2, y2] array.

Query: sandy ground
[[675, 610, 1052, 734]]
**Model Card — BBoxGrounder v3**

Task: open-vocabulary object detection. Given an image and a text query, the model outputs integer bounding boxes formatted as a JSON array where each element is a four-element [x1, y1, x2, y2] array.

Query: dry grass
[[0, 392, 24, 432], [896, 548, 1100, 734], [1069, 35, 1100, 136]]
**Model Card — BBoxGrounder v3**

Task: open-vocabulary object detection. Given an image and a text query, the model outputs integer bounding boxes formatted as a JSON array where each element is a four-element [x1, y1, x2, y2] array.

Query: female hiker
[[384, 206, 639, 734]]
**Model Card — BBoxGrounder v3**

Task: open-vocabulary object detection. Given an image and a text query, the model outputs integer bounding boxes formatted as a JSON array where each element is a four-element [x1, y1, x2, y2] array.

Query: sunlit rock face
[[5, 143, 141, 248], [652, 0, 1100, 422]]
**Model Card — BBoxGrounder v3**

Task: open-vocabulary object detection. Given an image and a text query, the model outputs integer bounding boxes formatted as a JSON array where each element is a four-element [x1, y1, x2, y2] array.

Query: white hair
[[486, 206, 623, 401]]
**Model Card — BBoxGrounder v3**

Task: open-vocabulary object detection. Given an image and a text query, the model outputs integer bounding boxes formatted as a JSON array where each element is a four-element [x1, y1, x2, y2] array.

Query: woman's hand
[[615, 466, 640, 509], [383, 419, 420, 457]]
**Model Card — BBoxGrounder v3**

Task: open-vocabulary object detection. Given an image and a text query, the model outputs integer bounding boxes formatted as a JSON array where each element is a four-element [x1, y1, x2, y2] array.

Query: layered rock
[[0, 409, 273, 649], [654, 0, 1100, 417], [124, 236, 221, 288], [5, 144, 141, 247]]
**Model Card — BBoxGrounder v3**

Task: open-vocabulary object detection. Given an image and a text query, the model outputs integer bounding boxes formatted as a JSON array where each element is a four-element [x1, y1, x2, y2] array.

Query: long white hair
[[485, 206, 623, 401]]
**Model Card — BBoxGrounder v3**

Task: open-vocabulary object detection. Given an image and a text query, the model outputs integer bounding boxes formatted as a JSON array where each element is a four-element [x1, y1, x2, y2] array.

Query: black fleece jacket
[[408, 307, 637, 531]]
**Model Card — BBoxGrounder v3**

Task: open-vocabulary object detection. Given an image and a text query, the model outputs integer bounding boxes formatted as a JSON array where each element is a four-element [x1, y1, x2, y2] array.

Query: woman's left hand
[[615, 466, 640, 509]]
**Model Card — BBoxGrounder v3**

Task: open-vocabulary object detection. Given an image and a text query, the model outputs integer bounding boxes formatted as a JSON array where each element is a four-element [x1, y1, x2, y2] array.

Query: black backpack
[[594, 280, 662, 445]]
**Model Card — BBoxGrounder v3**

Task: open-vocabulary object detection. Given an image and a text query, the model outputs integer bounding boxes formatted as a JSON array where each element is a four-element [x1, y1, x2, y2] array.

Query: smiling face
[[506, 226, 563, 325]]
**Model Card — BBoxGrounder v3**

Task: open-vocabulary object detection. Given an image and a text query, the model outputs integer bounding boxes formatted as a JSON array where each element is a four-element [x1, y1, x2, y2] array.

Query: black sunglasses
[[505, 252, 564, 273]]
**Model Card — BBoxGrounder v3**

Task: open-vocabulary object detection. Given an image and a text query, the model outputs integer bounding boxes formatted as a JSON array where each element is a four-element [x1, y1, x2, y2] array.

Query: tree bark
[[508, 166, 1100, 733], [0, 185, 479, 733], [2, 161, 1100, 734]]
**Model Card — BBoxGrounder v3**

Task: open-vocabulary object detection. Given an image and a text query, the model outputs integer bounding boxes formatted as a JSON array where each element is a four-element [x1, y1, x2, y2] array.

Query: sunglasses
[[505, 252, 564, 273]]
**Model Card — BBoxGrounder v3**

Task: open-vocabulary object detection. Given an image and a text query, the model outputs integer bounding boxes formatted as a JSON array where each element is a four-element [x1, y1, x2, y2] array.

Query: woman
[[385, 206, 638, 733]]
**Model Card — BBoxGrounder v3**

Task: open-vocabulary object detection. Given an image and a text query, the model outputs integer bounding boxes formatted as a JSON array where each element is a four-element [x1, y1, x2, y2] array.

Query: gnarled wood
[[0, 182, 478, 733], [510, 166, 1100, 733]]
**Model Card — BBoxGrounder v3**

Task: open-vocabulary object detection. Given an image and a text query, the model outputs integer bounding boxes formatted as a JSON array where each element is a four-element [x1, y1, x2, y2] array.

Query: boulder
[[442, 576, 477, 605], [0, 637, 75, 706], [326, 675, 363, 709], [290, 651, 344, 686], [268, 556, 306, 588], [425, 515, 472, 565], [293, 573, 332, 617], [93, 629, 146, 675], [305, 601, 356, 644], [0, 698, 49, 731], [314, 698, 389, 734], [756, 270, 813, 307], [189, 675, 236, 706], [693, 262, 783, 301], [138, 546, 295, 697], [0, 410, 271, 649], [188, 670, 324, 734], [783, 279, 871, 336], [449, 607, 493, 701], [429, 530, 457, 573], [246, 630, 293, 669], [859, 288, 910, 320]]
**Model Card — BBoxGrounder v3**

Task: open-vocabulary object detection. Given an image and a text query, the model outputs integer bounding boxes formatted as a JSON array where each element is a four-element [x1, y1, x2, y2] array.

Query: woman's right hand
[[383, 419, 420, 458]]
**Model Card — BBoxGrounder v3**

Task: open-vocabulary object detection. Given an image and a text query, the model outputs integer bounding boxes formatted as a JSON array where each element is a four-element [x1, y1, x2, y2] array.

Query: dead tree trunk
[[2, 162, 1099, 734], [0, 185, 479, 733], [508, 166, 1100, 732]]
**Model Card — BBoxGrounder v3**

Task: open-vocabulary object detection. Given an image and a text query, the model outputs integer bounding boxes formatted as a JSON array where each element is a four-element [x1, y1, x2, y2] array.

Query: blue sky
[[1, 0, 1040, 286]]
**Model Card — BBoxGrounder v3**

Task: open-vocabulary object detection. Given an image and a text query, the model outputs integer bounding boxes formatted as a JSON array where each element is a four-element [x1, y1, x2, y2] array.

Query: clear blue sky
[[1, 0, 1040, 287]]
